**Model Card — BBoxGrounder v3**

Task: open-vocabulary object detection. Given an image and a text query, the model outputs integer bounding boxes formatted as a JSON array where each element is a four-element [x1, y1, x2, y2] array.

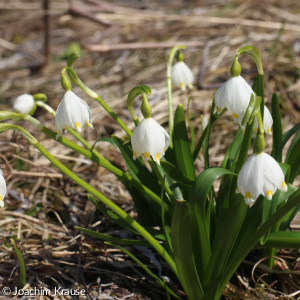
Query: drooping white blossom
[[131, 118, 170, 164], [171, 61, 194, 91], [237, 152, 287, 207], [0, 169, 6, 208], [13, 94, 35, 115], [55, 91, 93, 138], [239, 105, 273, 135], [254, 105, 273, 135], [215, 76, 254, 123]]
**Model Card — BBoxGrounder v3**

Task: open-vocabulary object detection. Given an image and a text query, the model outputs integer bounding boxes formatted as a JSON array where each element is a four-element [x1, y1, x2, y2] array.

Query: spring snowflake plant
[[0, 46, 299, 300]]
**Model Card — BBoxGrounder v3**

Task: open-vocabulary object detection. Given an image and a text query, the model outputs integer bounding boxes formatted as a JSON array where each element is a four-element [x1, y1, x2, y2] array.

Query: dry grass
[[0, 0, 300, 299]]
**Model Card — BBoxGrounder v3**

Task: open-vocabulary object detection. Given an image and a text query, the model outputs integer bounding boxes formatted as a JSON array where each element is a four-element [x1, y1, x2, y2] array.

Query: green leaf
[[276, 122, 300, 160], [101, 136, 164, 226], [190, 167, 235, 284], [160, 160, 194, 186], [106, 242, 180, 299], [285, 132, 300, 183], [173, 105, 196, 183], [271, 93, 283, 161], [221, 188, 300, 300], [261, 231, 300, 249], [171, 200, 204, 299], [75, 226, 149, 246]]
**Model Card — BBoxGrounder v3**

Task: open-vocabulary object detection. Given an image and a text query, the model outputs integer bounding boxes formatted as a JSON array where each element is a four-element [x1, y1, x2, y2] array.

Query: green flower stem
[[149, 160, 176, 206], [127, 86, 152, 127], [39, 127, 163, 208], [11, 238, 26, 289], [235, 46, 264, 76], [65, 67, 132, 137], [167, 45, 186, 145], [32, 138, 177, 276], [35, 101, 56, 117], [253, 110, 266, 154], [0, 112, 163, 208]]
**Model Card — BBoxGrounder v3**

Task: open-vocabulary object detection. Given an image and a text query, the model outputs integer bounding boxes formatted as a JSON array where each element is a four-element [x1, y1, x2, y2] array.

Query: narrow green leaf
[[75, 226, 149, 246], [221, 188, 300, 300], [160, 160, 194, 186], [190, 167, 235, 284], [285, 133, 300, 183], [276, 122, 300, 160], [106, 242, 180, 299], [271, 93, 283, 161], [173, 105, 196, 182], [261, 231, 300, 248], [171, 200, 204, 299]]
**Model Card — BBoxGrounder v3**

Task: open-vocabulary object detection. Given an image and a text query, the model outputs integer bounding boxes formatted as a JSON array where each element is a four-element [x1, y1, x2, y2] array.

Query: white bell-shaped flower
[[237, 152, 287, 207], [131, 118, 170, 164], [55, 91, 93, 138], [215, 76, 254, 123], [0, 169, 6, 208], [13, 94, 35, 115], [239, 105, 273, 135], [171, 61, 194, 91], [253, 105, 273, 134]]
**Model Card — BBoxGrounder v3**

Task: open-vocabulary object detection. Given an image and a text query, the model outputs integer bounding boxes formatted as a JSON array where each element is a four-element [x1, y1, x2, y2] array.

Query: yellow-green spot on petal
[[163, 147, 165, 154], [266, 190, 273, 200], [133, 150, 138, 158], [232, 113, 239, 119], [245, 191, 252, 200], [180, 82, 185, 89], [0, 195, 2, 201], [75, 122, 81, 130], [64, 125, 68, 130], [267, 127, 271, 134], [155, 152, 160, 161], [143, 152, 150, 159], [86, 121, 93, 128], [217, 107, 221, 112], [282, 181, 286, 188], [254, 127, 258, 132], [58, 129, 62, 135]]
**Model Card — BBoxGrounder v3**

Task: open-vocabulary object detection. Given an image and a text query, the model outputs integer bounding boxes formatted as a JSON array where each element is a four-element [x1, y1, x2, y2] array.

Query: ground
[[0, 0, 299, 299]]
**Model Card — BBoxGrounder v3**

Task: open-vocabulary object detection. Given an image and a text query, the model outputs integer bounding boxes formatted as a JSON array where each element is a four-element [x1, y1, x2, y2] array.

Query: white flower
[[237, 152, 287, 207], [0, 169, 6, 208], [131, 118, 170, 164], [215, 76, 253, 123], [13, 94, 35, 115], [171, 61, 194, 91], [239, 105, 273, 135], [55, 91, 93, 138], [253, 105, 273, 134]]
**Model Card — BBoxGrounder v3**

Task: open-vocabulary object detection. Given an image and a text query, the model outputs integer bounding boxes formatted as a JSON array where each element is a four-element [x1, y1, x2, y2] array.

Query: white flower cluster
[[215, 76, 273, 134], [215, 72, 287, 206]]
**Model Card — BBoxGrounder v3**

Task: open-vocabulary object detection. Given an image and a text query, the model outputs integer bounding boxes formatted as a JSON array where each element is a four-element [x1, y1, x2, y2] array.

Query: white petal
[[131, 118, 170, 163], [13, 94, 35, 115], [263, 105, 273, 135], [55, 91, 93, 138], [215, 76, 253, 118], [0, 169, 6, 207], [171, 61, 194, 91], [237, 153, 264, 202]]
